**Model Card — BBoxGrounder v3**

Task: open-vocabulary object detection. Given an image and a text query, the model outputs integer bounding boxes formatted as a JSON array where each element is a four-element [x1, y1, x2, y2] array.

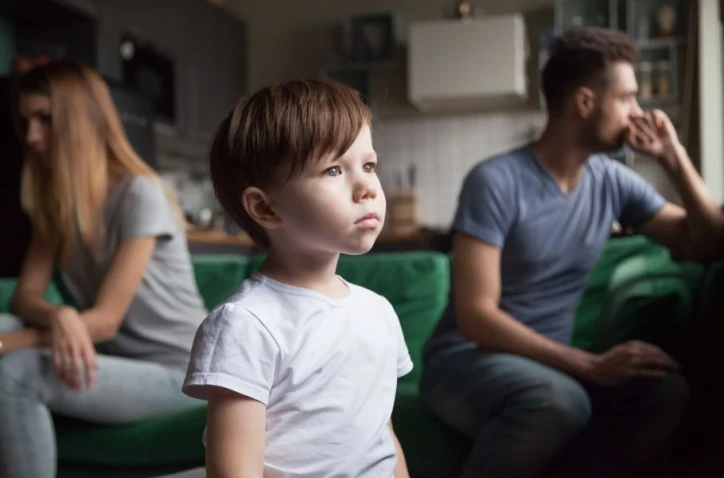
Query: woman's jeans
[[0, 313, 201, 478]]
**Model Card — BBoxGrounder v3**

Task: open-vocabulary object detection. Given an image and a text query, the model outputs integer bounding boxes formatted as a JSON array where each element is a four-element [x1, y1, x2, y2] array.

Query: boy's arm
[[389, 421, 409, 478], [206, 387, 266, 478]]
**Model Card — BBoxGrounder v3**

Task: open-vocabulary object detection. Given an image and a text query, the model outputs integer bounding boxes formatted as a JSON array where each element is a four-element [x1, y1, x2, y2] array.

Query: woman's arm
[[81, 236, 156, 341], [10, 230, 62, 328], [205, 387, 266, 478], [0, 328, 50, 355]]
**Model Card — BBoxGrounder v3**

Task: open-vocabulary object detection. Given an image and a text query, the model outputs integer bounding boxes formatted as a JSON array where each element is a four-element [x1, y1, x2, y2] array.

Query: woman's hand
[[51, 306, 98, 390]]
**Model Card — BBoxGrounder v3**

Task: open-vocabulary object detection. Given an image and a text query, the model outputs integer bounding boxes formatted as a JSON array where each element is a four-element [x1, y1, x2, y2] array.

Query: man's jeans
[[420, 341, 689, 478]]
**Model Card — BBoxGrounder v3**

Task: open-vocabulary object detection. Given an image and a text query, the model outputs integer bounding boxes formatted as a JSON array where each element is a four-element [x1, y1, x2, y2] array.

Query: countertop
[[186, 228, 429, 247]]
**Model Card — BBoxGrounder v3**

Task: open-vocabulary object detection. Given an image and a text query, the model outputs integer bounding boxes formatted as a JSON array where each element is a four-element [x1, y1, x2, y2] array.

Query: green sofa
[[0, 235, 711, 477]]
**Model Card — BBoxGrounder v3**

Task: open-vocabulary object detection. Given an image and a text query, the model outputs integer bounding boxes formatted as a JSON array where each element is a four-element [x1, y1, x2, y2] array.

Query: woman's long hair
[[15, 60, 185, 265]]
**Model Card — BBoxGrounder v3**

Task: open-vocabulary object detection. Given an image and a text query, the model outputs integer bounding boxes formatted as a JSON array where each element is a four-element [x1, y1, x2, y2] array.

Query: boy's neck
[[257, 246, 347, 298]]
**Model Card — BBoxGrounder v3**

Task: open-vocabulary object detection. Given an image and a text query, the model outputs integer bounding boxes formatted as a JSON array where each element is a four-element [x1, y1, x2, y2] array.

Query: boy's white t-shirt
[[183, 272, 413, 478]]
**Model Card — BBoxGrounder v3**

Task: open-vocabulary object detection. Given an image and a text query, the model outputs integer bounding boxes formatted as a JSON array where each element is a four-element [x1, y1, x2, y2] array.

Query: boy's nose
[[353, 177, 377, 203]]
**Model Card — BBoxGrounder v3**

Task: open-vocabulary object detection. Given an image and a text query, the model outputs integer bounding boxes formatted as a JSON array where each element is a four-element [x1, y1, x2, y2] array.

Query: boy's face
[[268, 124, 385, 256]]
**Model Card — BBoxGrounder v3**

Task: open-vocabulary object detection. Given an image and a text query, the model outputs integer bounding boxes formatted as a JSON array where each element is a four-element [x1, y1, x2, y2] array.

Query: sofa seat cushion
[[392, 382, 470, 478], [55, 406, 207, 468]]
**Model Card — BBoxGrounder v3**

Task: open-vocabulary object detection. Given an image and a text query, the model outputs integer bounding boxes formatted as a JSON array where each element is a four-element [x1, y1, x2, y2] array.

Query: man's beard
[[584, 122, 626, 154]]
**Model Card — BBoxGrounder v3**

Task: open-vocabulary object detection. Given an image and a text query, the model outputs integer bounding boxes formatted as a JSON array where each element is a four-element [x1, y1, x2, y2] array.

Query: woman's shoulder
[[125, 174, 164, 194], [118, 174, 169, 208]]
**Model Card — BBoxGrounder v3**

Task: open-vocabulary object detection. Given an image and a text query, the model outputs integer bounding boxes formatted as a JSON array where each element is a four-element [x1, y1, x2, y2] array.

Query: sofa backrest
[[572, 235, 704, 355]]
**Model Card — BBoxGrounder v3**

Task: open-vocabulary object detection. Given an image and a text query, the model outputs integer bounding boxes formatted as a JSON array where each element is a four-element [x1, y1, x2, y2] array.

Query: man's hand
[[586, 340, 680, 387], [625, 109, 683, 169]]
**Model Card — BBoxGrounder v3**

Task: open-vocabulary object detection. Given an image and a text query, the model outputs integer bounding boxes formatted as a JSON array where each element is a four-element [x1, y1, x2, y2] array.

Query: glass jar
[[637, 62, 653, 100], [654, 61, 672, 98]]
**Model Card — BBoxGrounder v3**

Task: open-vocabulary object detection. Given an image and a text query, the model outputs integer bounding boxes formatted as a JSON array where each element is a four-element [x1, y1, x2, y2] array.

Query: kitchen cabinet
[[96, 0, 246, 140], [554, 0, 688, 109], [407, 14, 528, 113]]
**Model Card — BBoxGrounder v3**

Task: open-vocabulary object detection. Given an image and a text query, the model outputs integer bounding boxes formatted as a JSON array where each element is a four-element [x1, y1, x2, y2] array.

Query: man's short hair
[[209, 78, 372, 249], [541, 27, 639, 113]]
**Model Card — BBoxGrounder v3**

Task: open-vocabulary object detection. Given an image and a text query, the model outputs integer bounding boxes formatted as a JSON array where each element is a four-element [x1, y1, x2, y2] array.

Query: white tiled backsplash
[[373, 111, 547, 229]]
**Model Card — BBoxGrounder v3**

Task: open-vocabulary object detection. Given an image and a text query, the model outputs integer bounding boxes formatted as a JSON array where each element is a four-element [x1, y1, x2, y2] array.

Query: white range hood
[[408, 14, 529, 113]]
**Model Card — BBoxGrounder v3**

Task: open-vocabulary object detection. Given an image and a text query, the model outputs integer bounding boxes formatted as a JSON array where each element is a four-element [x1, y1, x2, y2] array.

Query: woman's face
[[18, 93, 52, 165]]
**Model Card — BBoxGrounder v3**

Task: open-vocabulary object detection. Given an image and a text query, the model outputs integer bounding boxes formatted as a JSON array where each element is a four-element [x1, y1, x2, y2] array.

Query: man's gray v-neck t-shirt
[[61, 175, 207, 370], [426, 145, 666, 354]]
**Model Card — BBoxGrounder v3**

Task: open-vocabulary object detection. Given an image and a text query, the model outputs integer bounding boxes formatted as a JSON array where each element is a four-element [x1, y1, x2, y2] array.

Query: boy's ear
[[242, 187, 282, 229]]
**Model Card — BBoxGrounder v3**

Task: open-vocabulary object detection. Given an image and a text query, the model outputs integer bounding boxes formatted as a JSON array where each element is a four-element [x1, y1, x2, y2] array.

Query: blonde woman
[[0, 60, 206, 478]]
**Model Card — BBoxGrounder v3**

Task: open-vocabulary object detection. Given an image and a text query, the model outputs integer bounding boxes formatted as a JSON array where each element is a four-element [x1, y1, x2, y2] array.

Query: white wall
[[699, 0, 724, 203]]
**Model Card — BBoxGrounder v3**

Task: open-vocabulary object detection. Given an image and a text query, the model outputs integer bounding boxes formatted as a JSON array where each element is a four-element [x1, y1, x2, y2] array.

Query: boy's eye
[[363, 162, 376, 173], [323, 166, 342, 177]]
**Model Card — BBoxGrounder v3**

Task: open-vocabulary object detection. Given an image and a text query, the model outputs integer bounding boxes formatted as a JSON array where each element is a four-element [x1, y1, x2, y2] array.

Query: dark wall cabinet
[[11, 0, 247, 140], [95, 0, 247, 139]]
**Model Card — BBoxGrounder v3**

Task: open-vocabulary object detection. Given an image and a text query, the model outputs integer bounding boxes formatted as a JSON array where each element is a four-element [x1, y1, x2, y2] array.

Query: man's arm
[[628, 110, 724, 261], [453, 233, 679, 385], [388, 421, 409, 478], [205, 387, 266, 478], [636, 145, 724, 261], [453, 233, 595, 377]]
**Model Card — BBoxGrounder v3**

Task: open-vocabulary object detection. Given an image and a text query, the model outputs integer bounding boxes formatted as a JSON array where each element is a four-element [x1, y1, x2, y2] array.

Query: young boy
[[182, 78, 413, 478]]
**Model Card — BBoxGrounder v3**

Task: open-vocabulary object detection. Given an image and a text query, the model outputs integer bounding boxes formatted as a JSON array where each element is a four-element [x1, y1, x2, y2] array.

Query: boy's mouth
[[355, 212, 380, 227]]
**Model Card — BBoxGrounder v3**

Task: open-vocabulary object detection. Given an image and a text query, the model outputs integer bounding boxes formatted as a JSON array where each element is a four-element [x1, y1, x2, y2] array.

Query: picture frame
[[342, 12, 400, 64]]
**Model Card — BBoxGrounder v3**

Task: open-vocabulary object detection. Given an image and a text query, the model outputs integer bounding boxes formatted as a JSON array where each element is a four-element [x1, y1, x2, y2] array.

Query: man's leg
[[0, 347, 202, 478], [549, 373, 689, 477], [420, 345, 592, 478]]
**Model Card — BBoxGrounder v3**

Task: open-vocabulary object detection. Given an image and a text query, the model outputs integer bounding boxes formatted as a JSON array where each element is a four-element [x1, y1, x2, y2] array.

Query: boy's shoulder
[[344, 279, 385, 298]]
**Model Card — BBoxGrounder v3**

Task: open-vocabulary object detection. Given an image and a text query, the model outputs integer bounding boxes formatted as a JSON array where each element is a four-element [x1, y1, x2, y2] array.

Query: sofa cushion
[[392, 382, 469, 478], [191, 254, 252, 311], [55, 406, 207, 470], [572, 235, 703, 355]]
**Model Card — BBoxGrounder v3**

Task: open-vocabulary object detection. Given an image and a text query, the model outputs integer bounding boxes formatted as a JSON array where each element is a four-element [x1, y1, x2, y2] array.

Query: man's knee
[[516, 374, 592, 438], [651, 373, 690, 424]]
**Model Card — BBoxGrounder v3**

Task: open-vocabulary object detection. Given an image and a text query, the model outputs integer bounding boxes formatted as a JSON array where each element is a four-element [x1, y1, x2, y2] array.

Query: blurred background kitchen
[[0, 0, 721, 268]]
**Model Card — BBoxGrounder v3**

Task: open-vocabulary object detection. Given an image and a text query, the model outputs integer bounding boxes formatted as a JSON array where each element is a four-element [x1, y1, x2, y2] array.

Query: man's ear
[[573, 87, 597, 119], [242, 187, 282, 229]]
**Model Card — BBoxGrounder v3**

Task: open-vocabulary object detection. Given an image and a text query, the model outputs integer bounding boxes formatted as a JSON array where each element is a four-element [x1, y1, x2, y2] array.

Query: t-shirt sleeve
[[609, 160, 667, 228], [119, 176, 179, 241], [381, 298, 413, 378], [183, 303, 279, 405], [452, 162, 515, 248]]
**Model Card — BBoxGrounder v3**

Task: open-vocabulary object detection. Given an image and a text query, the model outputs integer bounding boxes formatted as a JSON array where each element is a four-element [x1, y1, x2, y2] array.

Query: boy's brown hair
[[209, 78, 372, 249]]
